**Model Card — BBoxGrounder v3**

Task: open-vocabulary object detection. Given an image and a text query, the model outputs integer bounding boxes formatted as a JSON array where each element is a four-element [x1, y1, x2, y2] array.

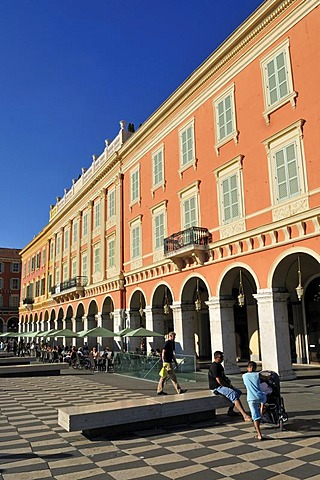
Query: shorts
[[248, 400, 262, 421], [213, 386, 242, 403]]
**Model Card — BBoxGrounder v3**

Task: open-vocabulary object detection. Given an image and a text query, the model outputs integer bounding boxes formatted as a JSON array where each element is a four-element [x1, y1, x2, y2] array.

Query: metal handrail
[[51, 276, 88, 295], [164, 226, 212, 255]]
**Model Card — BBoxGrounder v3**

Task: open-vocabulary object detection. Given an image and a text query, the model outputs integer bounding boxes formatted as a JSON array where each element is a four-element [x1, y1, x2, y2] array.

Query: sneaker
[[157, 391, 167, 395], [178, 389, 188, 394]]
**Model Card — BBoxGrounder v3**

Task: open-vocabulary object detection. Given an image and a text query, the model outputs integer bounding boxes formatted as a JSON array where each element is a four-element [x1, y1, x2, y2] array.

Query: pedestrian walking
[[157, 332, 187, 395]]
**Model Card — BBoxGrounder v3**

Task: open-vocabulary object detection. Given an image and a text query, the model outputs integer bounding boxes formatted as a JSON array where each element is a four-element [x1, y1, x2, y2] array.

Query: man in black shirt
[[209, 350, 250, 421], [157, 332, 188, 395]]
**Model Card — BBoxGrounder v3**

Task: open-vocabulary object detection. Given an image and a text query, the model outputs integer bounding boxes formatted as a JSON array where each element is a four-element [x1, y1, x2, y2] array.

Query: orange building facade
[[20, 0, 320, 379]]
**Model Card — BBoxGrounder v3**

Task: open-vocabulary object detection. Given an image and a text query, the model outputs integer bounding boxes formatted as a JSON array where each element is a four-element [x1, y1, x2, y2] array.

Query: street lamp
[[238, 269, 245, 307], [295, 254, 304, 301]]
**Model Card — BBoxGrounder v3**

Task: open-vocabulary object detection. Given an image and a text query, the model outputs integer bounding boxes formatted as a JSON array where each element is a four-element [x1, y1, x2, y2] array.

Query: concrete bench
[[0, 358, 31, 366], [0, 363, 69, 377], [58, 391, 232, 434]]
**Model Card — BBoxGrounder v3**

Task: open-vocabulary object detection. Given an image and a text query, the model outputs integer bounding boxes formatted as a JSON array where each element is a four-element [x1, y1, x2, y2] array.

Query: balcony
[[51, 276, 88, 302], [22, 297, 34, 311], [164, 227, 212, 270]]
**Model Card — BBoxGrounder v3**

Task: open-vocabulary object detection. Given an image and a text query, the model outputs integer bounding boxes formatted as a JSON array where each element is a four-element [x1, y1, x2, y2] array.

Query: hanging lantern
[[238, 269, 245, 307], [195, 279, 201, 311], [295, 254, 304, 301]]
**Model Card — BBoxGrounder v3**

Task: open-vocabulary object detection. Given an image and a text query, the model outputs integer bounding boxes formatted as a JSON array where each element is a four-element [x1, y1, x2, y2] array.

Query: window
[[35, 280, 40, 297], [179, 121, 195, 170], [108, 189, 115, 218], [130, 218, 142, 260], [10, 278, 20, 290], [36, 252, 41, 269], [9, 295, 19, 307], [221, 174, 240, 223], [0, 278, 3, 289], [82, 253, 87, 278], [108, 237, 115, 268], [214, 155, 245, 236], [40, 278, 45, 295], [11, 262, 20, 273], [72, 221, 78, 244], [152, 147, 164, 189], [72, 259, 77, 278], [264, 119, 308, 220], [214, 84, 238, 154], [31, 257, 35, 272], [55, 268, 60, 285], [0, 295, 2, 307], [23, 263, 26, 277], [63, 263, 68, 281], [130, 167, 140, 205], [261, 39, 297, 124], [94, 202, 100, 229], [27, 259, 30, 274], [64, 229, 69, 250], [50, 241, 54, 260], [178, 181, 200, 230], [94, 245, 100, 273], [56, 236, 61, 256], [42, 248, 46, 266], [0, 263, 3, 273], [82, 213, 88, 237]]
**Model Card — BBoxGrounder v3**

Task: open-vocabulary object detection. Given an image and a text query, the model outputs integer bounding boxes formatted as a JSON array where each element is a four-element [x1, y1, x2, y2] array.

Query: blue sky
[[0, 0, 263, 249]]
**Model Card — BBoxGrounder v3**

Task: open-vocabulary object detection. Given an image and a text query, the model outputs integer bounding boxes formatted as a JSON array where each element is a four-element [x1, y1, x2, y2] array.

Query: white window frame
[[151, 201, 167, 254], [81, 252, 87, 278], [10, 278, 20, 290], [130, 216, 142, 261], [213, 83, 238, 155], [263, 119, 308, 221], [93, 244, 100, 274], [214, 156, 245, 229], [72, 220, 78, 244], [108, 189, 116, 219], [152, 145, 165, 195], [107, 235, 116, 269], [179, 119, 196, 176], [82, 212, 88, 237], [130, 166, 140, 207], [261, 38, 297, 124], [64, 228, 69, 251], [11, 262, 20, 273], [72, 258, 77, 278], [94, 201, 100, 229], [178, 181, 200, 230]]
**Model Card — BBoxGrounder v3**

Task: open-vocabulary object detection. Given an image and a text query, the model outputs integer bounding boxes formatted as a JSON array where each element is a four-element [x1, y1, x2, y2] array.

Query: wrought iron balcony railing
[[164, 227, 212, 255], [22, 297, 34, 305], [51, 276, 88, 295]]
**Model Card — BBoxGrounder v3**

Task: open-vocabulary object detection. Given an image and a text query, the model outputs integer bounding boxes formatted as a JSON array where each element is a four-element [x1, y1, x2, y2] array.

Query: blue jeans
[[214, 386, 242, 403]]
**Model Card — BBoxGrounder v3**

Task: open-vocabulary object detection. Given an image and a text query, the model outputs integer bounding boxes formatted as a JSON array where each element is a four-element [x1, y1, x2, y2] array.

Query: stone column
[[206, 296, 240, 374], [253, 289, 296, 380], [291, 302, 307, 364], [170, 302, 196, 356], [247, 304, 260, 361]]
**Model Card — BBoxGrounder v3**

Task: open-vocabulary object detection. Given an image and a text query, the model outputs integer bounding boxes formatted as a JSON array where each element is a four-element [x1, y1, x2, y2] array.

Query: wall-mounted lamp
[[295, 254, 304, 301], [238, 269, 245, 307], [139, 292, 144, 317], [163, 287, 170, 315], [195, 279, 201, 312]]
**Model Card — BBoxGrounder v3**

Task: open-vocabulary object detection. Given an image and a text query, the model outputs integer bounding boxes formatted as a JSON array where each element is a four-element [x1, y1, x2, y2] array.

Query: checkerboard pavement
[[0, 366, 319, 480]]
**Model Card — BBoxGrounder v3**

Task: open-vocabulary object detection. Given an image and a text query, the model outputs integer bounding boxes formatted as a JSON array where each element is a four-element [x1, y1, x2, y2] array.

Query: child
[[242, 361, 267, 440]]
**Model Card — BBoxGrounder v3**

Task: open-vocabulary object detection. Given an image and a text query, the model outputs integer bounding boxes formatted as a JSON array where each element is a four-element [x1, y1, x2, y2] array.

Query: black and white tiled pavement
[[0, 367, 319, 480]]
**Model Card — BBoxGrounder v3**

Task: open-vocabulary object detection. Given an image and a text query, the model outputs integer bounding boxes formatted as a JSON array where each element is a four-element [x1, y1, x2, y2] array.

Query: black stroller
[[259, 370, 288, 431]]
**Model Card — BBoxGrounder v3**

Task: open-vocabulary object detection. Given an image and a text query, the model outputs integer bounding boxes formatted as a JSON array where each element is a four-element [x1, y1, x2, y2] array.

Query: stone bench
[[0, 363, 69, 377], [58, 390, 232, 434]]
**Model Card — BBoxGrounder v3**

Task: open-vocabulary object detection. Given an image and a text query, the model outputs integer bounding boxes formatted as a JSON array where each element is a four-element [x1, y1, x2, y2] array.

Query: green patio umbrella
[[47, 328, 79, 337], [78, 327, 115, 338], [19, 331, 38, 338], [125, 327, 163, 337], [116, 327, 133, 336], [34, 329, 58, 337]]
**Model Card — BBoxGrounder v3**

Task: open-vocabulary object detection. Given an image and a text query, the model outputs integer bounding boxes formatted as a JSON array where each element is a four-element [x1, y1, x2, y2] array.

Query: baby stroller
[[260, 370, 288, 431]]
